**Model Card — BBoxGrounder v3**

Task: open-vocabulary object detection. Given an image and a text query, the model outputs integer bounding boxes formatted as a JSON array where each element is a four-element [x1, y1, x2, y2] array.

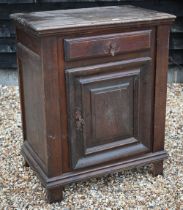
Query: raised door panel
[[66, 57, 153, 169], [90, 81, 133, 144], [80, 73, 135, 151]]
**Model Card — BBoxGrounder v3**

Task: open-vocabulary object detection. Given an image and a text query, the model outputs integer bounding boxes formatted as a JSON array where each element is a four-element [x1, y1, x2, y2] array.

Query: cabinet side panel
[[16, 41, 47, 171], [153, 24, 171, 152]]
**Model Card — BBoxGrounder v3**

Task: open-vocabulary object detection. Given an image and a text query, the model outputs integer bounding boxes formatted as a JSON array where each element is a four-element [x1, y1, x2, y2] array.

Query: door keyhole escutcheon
[[75, 110, 84, 131]]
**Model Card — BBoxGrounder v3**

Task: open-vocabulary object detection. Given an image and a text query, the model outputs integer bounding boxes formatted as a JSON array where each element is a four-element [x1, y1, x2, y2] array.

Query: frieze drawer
[[64, 30, 151, 61]]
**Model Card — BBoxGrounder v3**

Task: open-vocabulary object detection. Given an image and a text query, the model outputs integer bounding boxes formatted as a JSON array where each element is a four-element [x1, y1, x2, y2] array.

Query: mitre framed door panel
[[65, 57, 154, 169]]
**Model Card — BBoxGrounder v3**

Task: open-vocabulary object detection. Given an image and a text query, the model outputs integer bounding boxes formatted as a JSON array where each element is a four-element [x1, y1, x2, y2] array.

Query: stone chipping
[[0, 84, 183, 209]]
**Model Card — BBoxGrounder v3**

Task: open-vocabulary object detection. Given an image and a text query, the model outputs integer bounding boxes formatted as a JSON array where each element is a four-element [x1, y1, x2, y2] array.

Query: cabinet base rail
[[22, 141, 167, 202]]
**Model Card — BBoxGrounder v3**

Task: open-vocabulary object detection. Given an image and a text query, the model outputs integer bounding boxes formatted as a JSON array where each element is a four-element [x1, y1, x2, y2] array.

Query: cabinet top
[[11, 5, 175, 36]]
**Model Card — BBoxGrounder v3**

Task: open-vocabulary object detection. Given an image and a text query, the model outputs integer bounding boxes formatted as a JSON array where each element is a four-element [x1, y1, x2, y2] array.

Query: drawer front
[[64, 30, 151, 61], [66, 57, 154, 169]]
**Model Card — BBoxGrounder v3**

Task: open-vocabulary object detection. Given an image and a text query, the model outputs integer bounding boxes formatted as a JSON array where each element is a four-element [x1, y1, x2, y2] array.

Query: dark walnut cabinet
[[11, 6, 175, 203]]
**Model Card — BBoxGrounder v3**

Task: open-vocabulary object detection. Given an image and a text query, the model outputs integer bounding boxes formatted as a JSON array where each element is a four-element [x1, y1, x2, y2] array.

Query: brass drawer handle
[[104, 42, 118, 56], [109, 42, 116, 56]]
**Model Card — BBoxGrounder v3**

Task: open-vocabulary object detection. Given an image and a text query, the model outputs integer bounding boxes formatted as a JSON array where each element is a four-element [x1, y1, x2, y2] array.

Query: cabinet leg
[[152, 160, 164, 177], [46, 187, 63, 203]]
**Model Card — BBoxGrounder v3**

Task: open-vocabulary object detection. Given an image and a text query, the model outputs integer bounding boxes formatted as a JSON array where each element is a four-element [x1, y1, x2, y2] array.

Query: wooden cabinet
[[11, 6, 175, 203]]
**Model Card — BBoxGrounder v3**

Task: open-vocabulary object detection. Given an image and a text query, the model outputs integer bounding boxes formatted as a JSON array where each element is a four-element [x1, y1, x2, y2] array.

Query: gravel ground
[[0, 84, 183, 209]]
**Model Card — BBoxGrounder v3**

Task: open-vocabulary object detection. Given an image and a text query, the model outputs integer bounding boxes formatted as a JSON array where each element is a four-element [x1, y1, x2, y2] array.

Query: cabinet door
[[66, 57, 154, 169]]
